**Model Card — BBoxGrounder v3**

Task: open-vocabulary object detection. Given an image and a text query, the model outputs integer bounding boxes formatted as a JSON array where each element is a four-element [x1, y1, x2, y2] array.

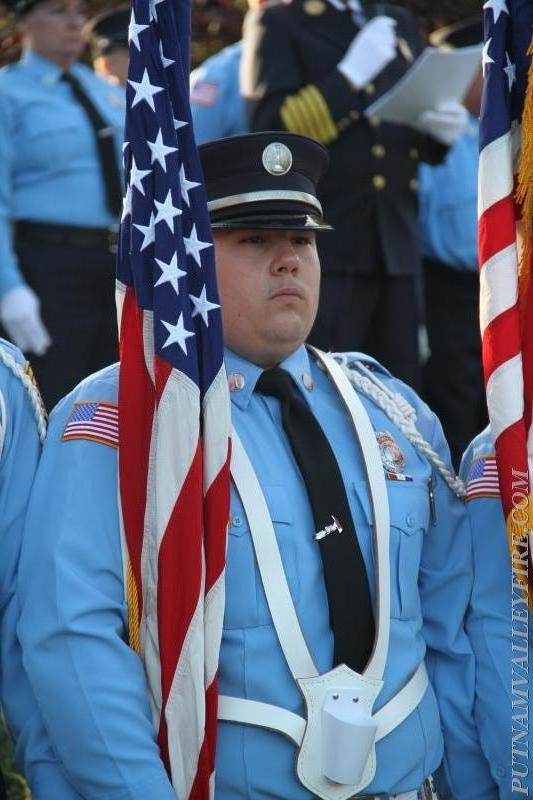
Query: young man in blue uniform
[[0, 339, 80, 799], [18, 132, 496, 799], [0, 0, 125, 409], [461, 428, 533, 800]]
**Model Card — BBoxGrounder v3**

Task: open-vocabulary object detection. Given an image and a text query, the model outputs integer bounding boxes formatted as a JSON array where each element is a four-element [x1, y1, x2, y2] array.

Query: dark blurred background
[[0, 0, 245, 66], [0, 0, 482, 68]]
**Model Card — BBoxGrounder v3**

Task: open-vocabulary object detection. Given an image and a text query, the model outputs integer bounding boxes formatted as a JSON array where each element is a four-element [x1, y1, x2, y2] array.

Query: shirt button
[[232, 515, 243, 527], [406, 513, 415, 528], [368, 116, 381, 128], [409, 147, 419, 159], [228, 373, 246, 392], [372, 174, 386, 190], [495, 765, 506, 778], [371, 144, 386, 158], [409, 178, 419, 191]]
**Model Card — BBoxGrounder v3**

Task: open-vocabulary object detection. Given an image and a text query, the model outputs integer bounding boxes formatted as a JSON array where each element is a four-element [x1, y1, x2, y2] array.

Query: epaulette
[[336, 352, 393, 378], [0, 343, 47, 453]]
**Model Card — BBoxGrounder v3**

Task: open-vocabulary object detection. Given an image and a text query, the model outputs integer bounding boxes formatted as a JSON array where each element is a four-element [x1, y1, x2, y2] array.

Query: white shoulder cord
[[0, 347, 47, 446], [331, 354, 465, 498]]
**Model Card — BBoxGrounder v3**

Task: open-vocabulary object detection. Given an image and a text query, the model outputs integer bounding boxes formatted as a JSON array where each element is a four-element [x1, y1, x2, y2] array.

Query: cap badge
[[262, 142, 293, 176], [303, 0, 326, 14]]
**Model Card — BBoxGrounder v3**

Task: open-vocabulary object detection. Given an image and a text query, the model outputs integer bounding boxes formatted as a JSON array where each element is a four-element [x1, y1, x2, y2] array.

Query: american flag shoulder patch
[[190, 80, 219, 107], [62, 401, 119, 448], [465, 454, 500, 501]]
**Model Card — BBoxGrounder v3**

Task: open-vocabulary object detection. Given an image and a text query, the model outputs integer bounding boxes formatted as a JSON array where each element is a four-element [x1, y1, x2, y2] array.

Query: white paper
[[364, 45, 482, 125]]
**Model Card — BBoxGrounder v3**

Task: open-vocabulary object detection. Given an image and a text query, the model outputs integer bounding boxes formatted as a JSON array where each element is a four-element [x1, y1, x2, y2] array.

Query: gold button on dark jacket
[[373, 175, 386, 190], [371, 144, 386, 158]]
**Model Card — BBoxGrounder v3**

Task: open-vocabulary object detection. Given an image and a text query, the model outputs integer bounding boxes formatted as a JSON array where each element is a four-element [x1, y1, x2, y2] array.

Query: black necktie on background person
[[256, 367, 375, 673], [62, 71, 123, 218]]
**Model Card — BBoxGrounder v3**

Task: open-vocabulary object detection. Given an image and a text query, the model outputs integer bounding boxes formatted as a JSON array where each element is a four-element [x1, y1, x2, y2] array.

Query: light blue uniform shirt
[[190, 42, 247, 144], [0, 339, 81, 799], [461, 429, 533, 800], [418, 117, 479, 271], [0, 50, 125, 296], [18, 346, 496, 799]]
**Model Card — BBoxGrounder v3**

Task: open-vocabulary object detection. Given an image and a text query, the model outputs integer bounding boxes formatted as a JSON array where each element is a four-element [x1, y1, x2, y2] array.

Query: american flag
[[61, 401, 119, 447], [116, 1, 231, 796], [478, 0, 533, 604], [465, 455, 500, 500]]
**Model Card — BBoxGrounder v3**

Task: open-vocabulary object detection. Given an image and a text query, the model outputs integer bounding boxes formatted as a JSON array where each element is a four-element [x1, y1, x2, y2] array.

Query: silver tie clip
[[315, 515, 343, 541]]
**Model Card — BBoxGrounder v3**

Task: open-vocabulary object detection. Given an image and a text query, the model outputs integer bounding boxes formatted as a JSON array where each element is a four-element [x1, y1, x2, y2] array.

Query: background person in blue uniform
[[418, 16, 487, 470], [84, 5, 129, 87], [242, 0, 468, 389], [0, 0, 125, 410], [190, 39, 246, 142], [461, 428, 533, 800], [18, 133, 496, 799], [189, 0, 271, 145], [0, 339, 81, 799]]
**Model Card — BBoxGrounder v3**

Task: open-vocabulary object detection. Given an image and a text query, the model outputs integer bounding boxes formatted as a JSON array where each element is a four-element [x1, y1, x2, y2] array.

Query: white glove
[[0, 285, 51, 356], [338, 16, 397, 89], [415, 100, 469, 146]]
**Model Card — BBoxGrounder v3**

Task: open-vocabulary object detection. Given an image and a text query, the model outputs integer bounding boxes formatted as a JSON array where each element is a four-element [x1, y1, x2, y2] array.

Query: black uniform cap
[[198, 132, 333, 231], [429, 15, 483, 49], [5, 0, 45, 17], [84, 6, 129, 57]]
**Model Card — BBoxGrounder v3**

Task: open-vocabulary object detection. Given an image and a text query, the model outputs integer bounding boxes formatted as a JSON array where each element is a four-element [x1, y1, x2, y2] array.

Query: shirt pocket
[[19, 112, 91, 173], [354, 480, 430, 621], [224, 484, 295, 630]]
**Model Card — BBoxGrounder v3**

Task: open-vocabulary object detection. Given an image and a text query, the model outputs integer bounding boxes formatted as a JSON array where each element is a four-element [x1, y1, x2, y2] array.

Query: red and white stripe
[[478, 122, 533, 595], [117, 282, 231, 797]]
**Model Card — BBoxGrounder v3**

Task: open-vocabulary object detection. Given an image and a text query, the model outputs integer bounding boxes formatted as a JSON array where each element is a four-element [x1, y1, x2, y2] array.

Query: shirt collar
[[225, 344, 314, 410], [21, 50, 64, 84]]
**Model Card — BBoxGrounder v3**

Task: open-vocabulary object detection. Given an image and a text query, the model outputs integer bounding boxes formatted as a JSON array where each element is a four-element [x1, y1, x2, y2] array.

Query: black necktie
[[256, 367, 375, 673], [62, 71, 123, 217]]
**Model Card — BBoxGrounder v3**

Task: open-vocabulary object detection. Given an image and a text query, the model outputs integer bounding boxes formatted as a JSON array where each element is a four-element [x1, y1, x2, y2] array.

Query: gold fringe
[[126, 555, 141, 654], [513, 35, 533, 609], [516, 34, 533, 294]]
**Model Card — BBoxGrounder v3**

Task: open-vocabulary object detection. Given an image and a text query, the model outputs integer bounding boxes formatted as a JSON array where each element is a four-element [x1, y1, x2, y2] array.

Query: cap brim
[[210, 212, 333, 231]]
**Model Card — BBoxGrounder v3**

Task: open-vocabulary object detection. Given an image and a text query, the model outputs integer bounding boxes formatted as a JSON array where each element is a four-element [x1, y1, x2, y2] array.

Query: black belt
[[15, 220, 119, 254]]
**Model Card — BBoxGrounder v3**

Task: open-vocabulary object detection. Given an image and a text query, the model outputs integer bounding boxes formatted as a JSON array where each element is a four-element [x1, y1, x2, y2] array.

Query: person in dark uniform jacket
[[242, 0, 467, 388]]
